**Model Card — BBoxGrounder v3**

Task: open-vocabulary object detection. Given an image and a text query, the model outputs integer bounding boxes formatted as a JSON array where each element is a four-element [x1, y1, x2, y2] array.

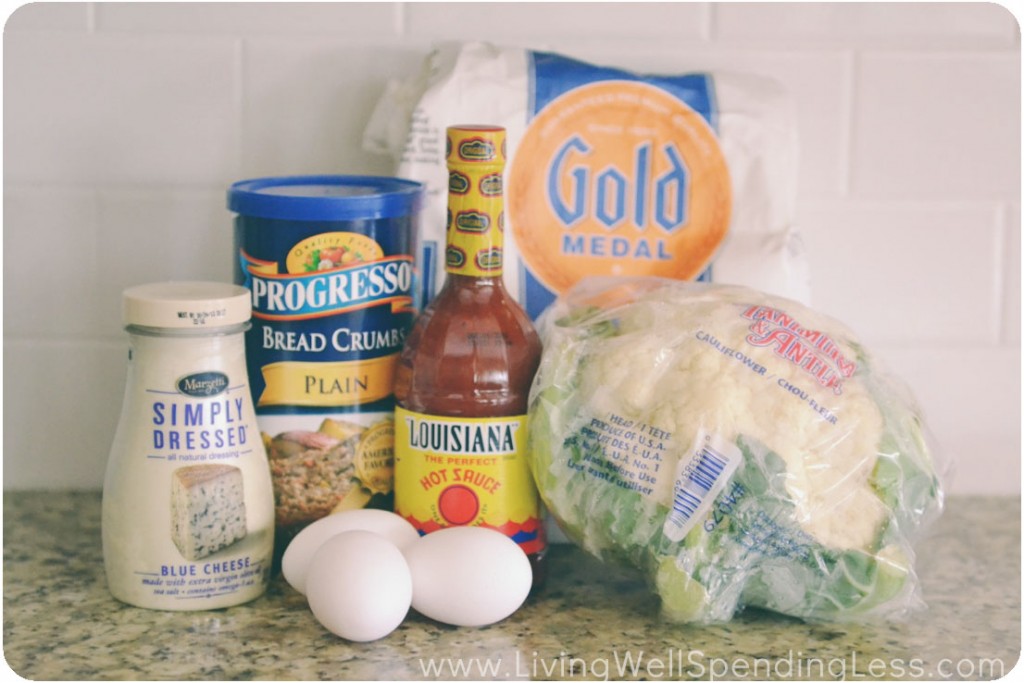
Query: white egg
[[305, 530, 412, 642], [403, 526, 532, 627], [282, 508, 420, 595]]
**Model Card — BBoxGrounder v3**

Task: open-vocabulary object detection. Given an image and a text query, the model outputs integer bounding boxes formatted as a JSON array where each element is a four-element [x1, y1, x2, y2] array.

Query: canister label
[[236, 223, 416, 532], [393, 407, 544, 554]]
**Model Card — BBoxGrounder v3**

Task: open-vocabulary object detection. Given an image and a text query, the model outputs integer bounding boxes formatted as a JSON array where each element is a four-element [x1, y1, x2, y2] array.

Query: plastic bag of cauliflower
[[528, 277, 946, 623]]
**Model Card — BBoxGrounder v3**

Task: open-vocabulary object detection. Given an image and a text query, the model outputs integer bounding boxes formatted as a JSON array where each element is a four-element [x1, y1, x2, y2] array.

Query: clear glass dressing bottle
[[102, 281, 274, 610]]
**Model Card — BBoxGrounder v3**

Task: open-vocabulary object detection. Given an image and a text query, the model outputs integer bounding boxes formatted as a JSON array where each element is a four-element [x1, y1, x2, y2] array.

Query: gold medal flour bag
[[364, 42, 808, 317]]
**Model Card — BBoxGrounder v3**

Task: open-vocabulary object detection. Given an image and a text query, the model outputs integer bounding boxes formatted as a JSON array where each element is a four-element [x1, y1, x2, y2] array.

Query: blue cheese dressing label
[[103, 332, 275, 610]]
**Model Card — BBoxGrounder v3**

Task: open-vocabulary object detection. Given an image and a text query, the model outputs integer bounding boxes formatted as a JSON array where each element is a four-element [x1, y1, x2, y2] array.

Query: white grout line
[[838, 49, 857, 198], [996, 202, 1021, 345], [233, 37, 246, 177], [795, 197, 1013, 212], [703, 2, 716, 42], [395, 2, 408, 37], [990, 203, 1009, 345]]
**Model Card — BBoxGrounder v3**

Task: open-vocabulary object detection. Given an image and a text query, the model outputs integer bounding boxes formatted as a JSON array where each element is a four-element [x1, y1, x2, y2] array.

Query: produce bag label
[[663, 429, 743, 542]]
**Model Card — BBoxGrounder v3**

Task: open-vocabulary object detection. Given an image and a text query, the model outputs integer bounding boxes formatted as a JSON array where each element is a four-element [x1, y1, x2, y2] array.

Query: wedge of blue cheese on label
[[171, 464, 247, 560]]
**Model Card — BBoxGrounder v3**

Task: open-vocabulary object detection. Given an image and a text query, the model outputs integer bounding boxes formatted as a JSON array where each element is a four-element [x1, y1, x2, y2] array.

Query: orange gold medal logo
[[509, 81, 732, 294]]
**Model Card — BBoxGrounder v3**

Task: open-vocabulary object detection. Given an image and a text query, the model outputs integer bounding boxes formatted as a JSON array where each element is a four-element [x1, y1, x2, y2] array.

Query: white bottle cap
[[122, 281, 252, 330]]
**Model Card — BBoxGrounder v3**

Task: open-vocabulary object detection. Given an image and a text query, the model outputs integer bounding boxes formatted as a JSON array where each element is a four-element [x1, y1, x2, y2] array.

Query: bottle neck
[[126, 322, 250, 338], [441, 272, 507, 292], [126, 327, 248, 368], [445, 164, 505, 278]]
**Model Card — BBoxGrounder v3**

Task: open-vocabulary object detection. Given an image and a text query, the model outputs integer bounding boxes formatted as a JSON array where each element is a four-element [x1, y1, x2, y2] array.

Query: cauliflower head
[[528, 278, 944, 623]]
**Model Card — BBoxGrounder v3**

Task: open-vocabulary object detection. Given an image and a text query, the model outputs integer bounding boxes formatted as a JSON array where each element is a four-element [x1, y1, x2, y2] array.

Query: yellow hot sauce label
[[393, 407, 543, 553], [445, 126, 507, 278]]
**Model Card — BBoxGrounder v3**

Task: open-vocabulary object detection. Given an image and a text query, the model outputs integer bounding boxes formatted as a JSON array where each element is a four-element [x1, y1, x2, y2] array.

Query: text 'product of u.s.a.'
[[364, 42, 808, 318]]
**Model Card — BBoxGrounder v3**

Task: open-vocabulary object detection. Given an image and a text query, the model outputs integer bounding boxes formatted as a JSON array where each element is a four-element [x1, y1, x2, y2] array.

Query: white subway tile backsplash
[[877, 345, 1020, 495], [798, 202, 1002, 345], [4, 32, 240, 186], [240, 39, 424, 177], [1, 2, 1019, 494], [5, 2, 91, 32], [94, 189, 235, 337], [3, 188, 100, 339], [95, 2, 400, 36], [1003, 204, 1021, 344], [714, 3, 1020, 48], [405, 2, 710, 42], [851, 52, 1020, 201], [3, 341, 125, 489]]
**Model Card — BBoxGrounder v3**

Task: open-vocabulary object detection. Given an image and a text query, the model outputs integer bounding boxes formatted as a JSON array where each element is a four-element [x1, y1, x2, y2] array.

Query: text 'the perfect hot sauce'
[[393, 125, 546, 583]]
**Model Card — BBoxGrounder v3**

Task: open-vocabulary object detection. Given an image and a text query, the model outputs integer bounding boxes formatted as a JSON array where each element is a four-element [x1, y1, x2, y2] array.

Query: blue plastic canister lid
[[228, 175, 425, 222]]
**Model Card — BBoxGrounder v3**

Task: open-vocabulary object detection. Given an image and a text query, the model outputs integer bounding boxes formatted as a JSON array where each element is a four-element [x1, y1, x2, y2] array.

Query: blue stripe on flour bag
[[520, 51, 720, 319]]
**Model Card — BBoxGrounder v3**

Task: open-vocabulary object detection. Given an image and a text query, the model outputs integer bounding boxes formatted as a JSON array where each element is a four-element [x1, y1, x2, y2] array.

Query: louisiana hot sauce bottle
[[393, 125, 546, 584]]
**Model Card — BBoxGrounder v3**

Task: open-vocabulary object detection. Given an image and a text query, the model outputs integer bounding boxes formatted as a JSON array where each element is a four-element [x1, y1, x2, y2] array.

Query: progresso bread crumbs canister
[[229, 175, 424, 560]]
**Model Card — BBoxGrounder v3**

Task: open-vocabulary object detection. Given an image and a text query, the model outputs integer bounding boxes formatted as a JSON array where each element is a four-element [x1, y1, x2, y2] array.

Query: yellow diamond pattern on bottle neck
[[445, 125, 507, 278]]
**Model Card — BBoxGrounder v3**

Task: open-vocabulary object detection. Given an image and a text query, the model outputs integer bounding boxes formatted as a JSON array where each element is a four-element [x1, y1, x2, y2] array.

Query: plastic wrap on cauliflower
[[527, 277, 945, 623]]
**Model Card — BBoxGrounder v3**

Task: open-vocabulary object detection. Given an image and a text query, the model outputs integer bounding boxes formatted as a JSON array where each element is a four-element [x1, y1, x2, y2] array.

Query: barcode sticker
[[663, 430, 742, 542]]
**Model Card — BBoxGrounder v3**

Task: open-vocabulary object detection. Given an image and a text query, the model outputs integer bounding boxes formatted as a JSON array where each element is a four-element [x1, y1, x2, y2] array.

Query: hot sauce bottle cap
[[446, 126, 507, 169]]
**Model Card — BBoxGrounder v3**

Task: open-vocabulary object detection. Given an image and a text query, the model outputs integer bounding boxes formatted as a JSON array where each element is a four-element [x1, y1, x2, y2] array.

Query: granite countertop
[[3, 492, 1019, 681]]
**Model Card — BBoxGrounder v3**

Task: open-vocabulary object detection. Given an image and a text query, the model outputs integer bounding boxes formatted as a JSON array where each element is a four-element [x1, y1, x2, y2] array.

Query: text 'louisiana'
[[405, 417, 521, 455]]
